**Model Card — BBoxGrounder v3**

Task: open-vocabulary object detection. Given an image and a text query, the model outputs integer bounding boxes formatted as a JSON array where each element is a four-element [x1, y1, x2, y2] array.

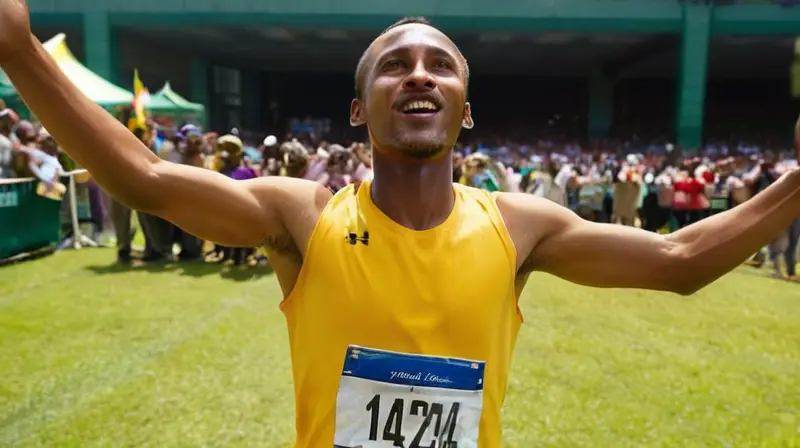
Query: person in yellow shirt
[[3, 5, 800, 445]]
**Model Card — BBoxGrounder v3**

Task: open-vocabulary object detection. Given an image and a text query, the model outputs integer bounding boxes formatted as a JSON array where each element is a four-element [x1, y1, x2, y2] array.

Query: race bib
[[334, 345, 485, 448]]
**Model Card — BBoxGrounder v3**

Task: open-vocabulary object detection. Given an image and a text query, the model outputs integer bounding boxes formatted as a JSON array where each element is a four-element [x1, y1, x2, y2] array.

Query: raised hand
[[0, 0, 33, 63]]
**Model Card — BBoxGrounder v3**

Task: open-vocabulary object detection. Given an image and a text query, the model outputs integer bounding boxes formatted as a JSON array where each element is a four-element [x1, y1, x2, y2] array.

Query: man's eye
[[434, 59, 452, 70], [382, 60, 403, 71]]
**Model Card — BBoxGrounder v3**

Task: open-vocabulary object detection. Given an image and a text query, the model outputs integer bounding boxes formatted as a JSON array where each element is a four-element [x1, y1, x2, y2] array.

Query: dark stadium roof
[[38, 26, 797, 79], [121, 27, 795, 78]]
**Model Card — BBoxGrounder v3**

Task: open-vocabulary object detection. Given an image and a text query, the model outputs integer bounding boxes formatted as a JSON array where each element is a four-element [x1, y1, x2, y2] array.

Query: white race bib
[[334, 345, 485, 448]]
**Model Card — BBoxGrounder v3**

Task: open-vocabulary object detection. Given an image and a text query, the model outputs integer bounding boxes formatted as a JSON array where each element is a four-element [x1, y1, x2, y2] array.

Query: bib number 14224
[[334, 345, 485, 448], [365, 394, 460, 447]]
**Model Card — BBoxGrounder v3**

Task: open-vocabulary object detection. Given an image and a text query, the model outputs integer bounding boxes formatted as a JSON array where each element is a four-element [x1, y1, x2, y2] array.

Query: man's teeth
[[402, 101, 439, 113]]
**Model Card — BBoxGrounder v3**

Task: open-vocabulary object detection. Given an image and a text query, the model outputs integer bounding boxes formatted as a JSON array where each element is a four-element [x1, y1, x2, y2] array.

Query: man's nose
[[403, 62, 436, 91]]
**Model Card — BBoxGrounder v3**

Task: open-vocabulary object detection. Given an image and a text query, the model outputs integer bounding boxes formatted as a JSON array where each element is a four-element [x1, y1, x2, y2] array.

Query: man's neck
[[370, 151, 454, 231]]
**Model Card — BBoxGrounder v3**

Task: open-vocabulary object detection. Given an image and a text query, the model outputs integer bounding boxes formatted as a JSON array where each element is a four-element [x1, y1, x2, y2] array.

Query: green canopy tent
[[42, 33, 134, 109], [148, 82, 205, 123], [0, 34, 133, 119], [0, 70, 15, 99], [145, 92, 180, 113], [0, 69, 32, 119]]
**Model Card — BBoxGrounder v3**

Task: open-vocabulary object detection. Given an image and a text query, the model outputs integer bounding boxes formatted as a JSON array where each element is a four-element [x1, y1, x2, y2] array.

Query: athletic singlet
[[281, 179, 522, 447]]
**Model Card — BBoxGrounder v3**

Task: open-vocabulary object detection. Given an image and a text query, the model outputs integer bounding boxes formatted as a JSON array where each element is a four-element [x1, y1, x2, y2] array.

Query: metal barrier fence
[[0, 169, 97, 261]]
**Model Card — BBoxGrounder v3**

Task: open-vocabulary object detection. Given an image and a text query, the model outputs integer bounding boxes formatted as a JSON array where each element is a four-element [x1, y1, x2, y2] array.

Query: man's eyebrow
[[427, 46, 458, 61], [374, 44, 458, 67]]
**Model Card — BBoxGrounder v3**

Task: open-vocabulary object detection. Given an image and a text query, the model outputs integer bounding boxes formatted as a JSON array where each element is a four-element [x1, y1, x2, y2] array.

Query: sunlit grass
[[1, 249, 798, 446]]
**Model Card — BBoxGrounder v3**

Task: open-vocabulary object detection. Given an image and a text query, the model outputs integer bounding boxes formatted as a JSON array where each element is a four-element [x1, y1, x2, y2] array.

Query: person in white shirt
[[24, 128, 63, 184]]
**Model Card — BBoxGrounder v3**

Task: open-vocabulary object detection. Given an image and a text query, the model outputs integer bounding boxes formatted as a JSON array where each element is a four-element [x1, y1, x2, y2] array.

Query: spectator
[[0, 108, 14, 178], [613, 155, 642, 226], [11, 120, 37, 178], [213, 134, 257, 265], [110, 126, 171, 263], [136, 125, 174, 262], [22, 127, 65, 200]]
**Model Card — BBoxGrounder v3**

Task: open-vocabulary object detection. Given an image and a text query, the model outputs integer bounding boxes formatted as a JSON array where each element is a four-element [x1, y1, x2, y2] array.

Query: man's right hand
[[0, 0, 34, 63]]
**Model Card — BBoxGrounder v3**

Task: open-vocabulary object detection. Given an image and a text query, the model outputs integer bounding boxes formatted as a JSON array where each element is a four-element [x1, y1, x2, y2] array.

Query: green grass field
[[1, 249, 799, 447]]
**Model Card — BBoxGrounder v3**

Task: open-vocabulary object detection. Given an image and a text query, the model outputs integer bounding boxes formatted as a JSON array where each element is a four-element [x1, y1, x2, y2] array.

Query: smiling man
[[2, 4, 800, 446]]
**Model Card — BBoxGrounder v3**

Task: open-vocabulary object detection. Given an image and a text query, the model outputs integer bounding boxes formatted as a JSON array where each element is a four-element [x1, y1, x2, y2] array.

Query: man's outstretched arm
[[504, 117, 800, 295], [511, 168, 800, 295], [506, 118, 800, 294], [0, 28, 312, 247]]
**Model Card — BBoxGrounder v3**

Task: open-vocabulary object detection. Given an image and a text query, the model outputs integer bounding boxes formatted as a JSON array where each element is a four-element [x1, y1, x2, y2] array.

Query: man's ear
[[462, 102, 474, 130], [350, 99, 366, 127]]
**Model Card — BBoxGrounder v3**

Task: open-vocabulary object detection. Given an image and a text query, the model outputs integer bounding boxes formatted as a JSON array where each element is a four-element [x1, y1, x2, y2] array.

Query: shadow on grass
[[0, 245, 57, 268], [85, 259, 274, 281]]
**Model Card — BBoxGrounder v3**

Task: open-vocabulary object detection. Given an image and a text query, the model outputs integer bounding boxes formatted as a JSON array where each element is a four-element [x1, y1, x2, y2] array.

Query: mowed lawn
[[1, 249, 798, 447]]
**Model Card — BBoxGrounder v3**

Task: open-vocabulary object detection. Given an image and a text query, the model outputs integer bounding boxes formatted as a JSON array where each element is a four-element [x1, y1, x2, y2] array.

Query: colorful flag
[[129, 69, 150, 131]]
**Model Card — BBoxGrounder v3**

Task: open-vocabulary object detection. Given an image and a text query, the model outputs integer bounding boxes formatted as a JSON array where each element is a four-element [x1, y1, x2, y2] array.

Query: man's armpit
[[262, 232, 302, 262]]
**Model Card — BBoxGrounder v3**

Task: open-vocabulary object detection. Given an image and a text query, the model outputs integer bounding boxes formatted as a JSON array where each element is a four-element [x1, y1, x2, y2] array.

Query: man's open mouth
[[401, 100, 441, 115]]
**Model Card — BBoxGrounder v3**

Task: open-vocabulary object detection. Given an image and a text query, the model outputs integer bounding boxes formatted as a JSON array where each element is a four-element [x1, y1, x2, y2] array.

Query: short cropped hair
[[354, 16, 470, 99]]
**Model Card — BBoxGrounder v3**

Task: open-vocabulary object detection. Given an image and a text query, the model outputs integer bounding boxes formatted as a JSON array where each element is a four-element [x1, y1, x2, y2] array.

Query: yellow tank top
[[281, 179, 522, 447]]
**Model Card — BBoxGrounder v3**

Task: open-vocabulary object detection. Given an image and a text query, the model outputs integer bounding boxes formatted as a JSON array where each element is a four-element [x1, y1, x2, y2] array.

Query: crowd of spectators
[[4, 97, 800, 279]]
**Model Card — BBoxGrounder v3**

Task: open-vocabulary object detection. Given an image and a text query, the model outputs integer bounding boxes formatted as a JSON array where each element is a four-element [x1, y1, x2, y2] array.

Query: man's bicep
[[145, 162, 288, 247], [530, 204, 681, 292]]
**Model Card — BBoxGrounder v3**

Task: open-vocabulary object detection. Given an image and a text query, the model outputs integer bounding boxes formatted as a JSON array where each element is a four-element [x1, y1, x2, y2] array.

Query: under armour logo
[[346, 231, 369, 245]]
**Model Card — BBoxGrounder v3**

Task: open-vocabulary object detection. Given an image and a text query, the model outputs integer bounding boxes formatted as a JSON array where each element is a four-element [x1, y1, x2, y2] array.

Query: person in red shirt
[[692, 164, 714, 219], [671, 170, 694, 229], [671, 161, 711, 228]]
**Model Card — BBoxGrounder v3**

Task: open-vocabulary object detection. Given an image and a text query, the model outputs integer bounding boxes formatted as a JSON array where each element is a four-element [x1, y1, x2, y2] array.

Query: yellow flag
[[129, 69, 150, 131], [133, 69, 146, 96]]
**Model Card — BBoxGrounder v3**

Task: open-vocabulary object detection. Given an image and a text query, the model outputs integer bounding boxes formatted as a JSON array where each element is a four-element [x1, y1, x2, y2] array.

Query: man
[[213, 134, 259, 265], [2, 6, 799, 445], [613, 154, 643, 226], [533, 155, 575, 207], [109, 126, 172, 263], [135, 125, 174, 262], [163, 129, 204, 261]]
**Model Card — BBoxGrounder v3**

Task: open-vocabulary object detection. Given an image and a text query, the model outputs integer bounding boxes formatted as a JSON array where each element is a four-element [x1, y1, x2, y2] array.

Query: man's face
[[351, 23, 472, 160]]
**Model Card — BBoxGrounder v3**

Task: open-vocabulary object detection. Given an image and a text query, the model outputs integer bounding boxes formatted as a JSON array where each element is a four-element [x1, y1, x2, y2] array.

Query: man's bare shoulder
[[244, 177, 333, 266], [246, 175, 330, 195], [492, 192, 574, 271], [493, 191, 568, 224], [246, 176, 333, 213]]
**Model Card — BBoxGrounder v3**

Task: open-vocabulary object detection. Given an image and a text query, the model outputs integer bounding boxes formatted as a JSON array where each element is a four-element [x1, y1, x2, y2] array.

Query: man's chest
[[301, 240, 515, 338]]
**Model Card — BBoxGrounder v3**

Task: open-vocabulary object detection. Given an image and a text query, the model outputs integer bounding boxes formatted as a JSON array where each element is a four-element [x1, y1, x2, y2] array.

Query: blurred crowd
[[0, 101, 69, 200], [3, 97, 800, 280]]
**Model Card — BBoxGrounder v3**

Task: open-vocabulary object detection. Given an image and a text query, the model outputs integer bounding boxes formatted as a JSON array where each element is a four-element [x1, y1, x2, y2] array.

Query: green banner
[[0, 179, 62, 259]]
